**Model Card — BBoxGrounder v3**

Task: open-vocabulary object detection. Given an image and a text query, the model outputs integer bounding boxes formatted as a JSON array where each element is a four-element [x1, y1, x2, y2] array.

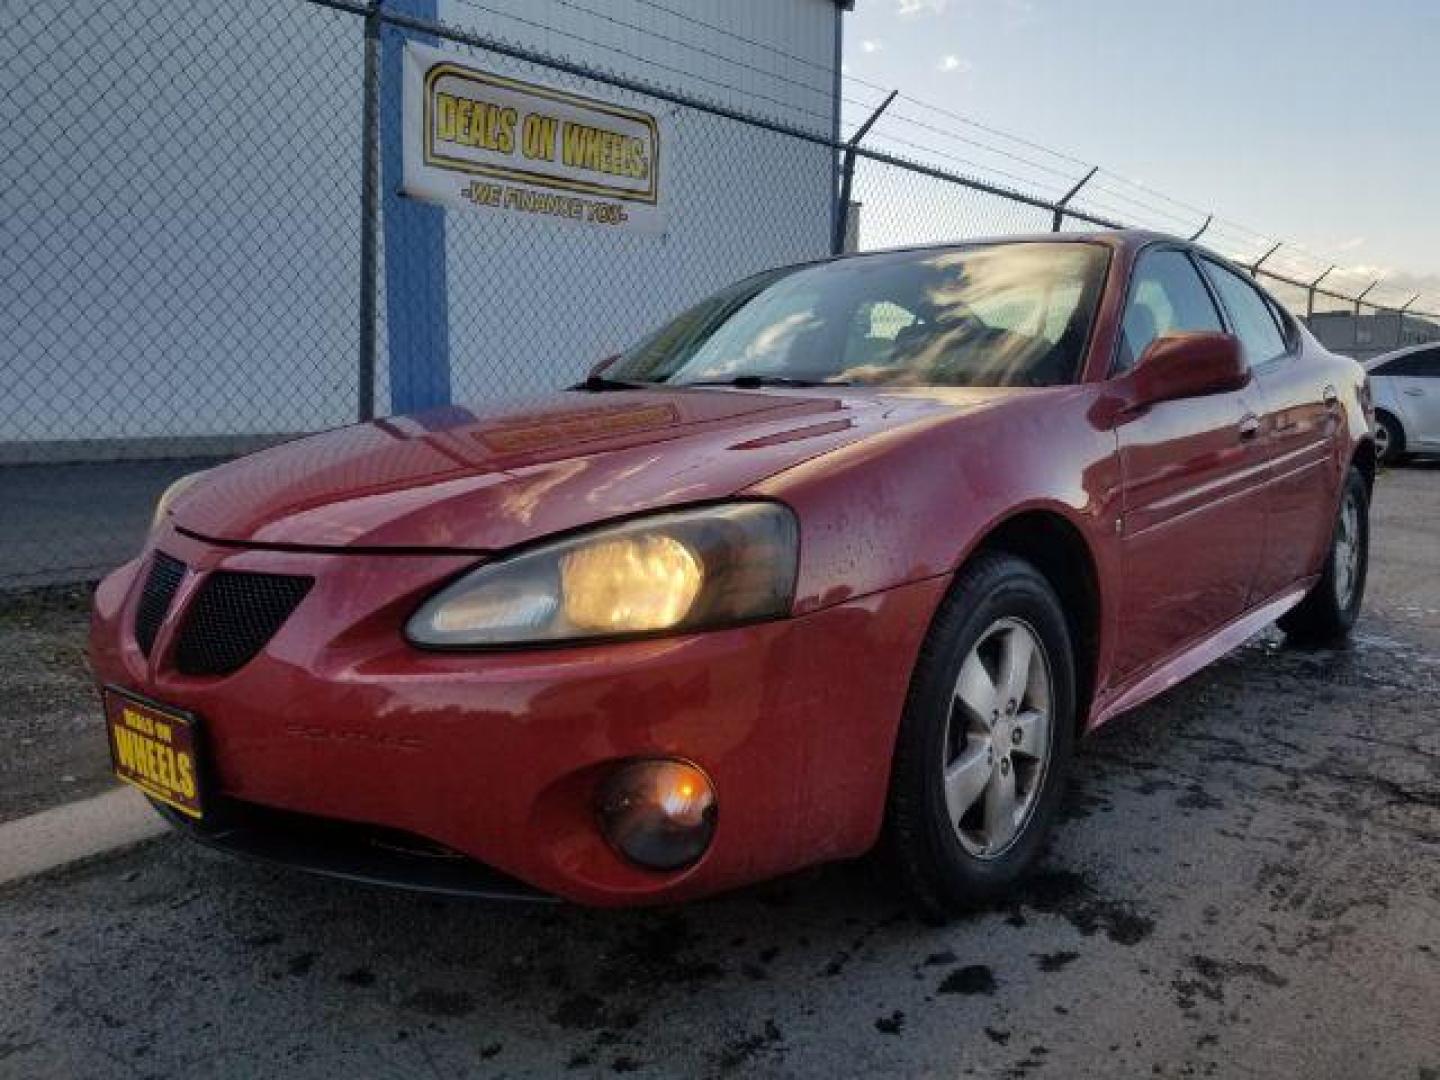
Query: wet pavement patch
[[715, 1019, 784, 1072], [1171, 954, 1290, 1013], [1033, 949, 1080, 972], [1188, 954, 1289, 988], [1014, 869, 1155, 946], [874, 1010, 905, 1035], [939, 964, 996, 995]]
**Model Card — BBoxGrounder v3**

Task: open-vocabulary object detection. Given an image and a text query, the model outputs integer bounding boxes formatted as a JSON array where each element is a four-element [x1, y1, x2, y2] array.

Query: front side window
[[1200, 259, 1288, 367], [1115, 249, 1223, 373], [607, 243, 1110, 389]]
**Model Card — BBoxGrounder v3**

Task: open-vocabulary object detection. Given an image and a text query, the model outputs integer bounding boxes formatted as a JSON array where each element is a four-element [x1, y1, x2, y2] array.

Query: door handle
[[1322, 384, 1340, 408], [1238, 414, 1261, 441], [1404, 386, 1424, 397]]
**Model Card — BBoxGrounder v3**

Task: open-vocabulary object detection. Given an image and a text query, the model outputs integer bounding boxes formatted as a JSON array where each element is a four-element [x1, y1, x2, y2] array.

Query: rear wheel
[[1374, 411, 1406, 465], [1278, 466, 1370, 643], [882, 552, 1076, 919]]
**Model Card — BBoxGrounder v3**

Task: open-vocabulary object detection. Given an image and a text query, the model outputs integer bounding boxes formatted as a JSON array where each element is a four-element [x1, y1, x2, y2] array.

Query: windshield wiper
[[682, 375, 851, 389], [570, 374, 650, 391]]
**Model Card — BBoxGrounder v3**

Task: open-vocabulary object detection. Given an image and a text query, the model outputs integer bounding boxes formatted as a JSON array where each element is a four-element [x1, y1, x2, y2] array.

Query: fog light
[[597, 759, 716, 871]]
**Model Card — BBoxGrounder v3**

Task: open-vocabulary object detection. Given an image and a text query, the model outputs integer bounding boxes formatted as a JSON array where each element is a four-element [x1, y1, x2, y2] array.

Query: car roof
[[827, 227, 1173, 264]]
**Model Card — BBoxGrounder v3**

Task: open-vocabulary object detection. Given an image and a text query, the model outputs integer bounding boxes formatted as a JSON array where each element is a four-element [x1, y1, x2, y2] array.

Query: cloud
[[1334, 236, 1367, 253], [938, 55, 972, 73], [897, 0, 948, 14], [1343, 262, 1390, 279], [860, 39, 883, 53]]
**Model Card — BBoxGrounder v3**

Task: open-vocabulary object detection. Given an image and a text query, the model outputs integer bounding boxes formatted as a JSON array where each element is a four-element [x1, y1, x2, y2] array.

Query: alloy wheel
[[1333, 487, 1362, 609], [942, 617, 1053, 859]]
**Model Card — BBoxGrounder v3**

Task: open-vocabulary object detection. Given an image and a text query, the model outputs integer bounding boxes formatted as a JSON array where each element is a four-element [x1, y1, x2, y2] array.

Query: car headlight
[[150, 471, 207, 533], [406, 502, 799, 648]]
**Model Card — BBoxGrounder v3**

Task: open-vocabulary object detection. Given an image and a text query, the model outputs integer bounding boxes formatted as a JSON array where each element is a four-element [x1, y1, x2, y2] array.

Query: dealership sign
[[403, 44, 665, 233]]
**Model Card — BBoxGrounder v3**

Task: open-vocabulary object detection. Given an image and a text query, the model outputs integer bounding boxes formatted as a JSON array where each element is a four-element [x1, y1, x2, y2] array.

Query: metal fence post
[[832, 90, 896, 255], [1354, 279, 1380, 317], [1249, 242, 1281, 279], [1306, 265, 1335, 318], [1399, 294, 1419, 346], [356, 0, 382, 422], [1050, 166, 1096, 232]]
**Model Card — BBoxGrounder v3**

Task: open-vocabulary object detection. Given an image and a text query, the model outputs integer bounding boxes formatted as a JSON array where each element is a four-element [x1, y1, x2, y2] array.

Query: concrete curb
[[0, 786, 168, 886]]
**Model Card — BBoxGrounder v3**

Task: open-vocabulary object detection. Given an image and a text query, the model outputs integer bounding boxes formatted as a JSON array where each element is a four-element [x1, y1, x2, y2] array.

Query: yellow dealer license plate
[[104, 688, 204, 819]]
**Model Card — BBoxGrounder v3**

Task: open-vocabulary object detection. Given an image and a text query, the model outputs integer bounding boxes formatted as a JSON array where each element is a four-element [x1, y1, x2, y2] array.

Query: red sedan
[[90, 231, 1374, 914]]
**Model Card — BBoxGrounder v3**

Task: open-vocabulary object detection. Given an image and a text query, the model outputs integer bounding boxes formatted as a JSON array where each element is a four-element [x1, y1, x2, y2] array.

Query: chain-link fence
[[3, 0, 1437, 588]]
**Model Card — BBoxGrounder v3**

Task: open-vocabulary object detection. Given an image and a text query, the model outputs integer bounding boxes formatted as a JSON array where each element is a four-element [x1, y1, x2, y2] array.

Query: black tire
[[881, 551, 1077, 920], [1374, 412, 1407, 466], [1278, 466, 1370, 643]]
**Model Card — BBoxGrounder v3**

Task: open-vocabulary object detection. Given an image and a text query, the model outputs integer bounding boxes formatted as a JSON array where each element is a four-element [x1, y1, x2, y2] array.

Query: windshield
[[609, 242, 1109, 388]]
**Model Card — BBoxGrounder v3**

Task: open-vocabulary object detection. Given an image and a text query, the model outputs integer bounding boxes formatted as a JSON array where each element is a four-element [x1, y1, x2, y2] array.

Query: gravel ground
[[0, 585, 107, 823], [2, 466, 1437, 1079]]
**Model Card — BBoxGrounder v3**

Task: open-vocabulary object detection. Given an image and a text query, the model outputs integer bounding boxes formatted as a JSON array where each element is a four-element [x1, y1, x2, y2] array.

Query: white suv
[[1366, 344, 1440, 463]]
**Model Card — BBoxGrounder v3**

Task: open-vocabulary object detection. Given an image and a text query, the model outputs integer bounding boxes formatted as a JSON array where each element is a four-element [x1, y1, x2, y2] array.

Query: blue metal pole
[[378, 0, 450, 415]]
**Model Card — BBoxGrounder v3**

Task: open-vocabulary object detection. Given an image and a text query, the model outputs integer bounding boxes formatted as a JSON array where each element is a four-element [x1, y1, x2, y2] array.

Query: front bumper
[[152, 797, 554, 901], [91, 528, 944, 905]]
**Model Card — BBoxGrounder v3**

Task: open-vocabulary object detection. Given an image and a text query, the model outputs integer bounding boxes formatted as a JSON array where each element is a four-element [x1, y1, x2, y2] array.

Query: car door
[[1198, 258, 1340, 603], [1111, 247, 1270, 680], [1384, 347, 1440, 448]]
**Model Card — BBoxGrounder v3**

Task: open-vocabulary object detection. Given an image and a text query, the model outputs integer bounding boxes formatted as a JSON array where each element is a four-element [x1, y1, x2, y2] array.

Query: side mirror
[[588, 353, 621, 378], [1129, 332, 1248, 408]]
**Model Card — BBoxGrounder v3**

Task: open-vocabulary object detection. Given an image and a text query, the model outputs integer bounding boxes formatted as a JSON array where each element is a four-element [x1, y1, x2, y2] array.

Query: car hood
[[170, 387, 990, 552]]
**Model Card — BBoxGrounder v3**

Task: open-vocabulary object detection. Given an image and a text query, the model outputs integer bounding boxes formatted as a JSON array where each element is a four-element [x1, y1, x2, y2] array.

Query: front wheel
[[882, 552, 1076, 919], [1278, 465, 1370, 643], [1374, 412, 1406, 465]]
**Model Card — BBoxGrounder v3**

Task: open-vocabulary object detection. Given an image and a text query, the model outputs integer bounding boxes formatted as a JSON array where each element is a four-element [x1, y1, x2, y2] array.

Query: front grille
[[174, 571, 313, 676], [134, 552, 186, 657]]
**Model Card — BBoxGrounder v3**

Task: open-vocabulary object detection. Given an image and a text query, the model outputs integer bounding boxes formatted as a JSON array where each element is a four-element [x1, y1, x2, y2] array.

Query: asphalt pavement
[[2, 466, 1437, 1079]]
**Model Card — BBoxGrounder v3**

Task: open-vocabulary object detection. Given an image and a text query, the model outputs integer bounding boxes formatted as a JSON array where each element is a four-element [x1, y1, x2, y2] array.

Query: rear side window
[[1116, 249, 1223, 373], [1375, 348, 1440, 377], [1200, 259, 1288, 367], [1257, 290, 1298, 349]]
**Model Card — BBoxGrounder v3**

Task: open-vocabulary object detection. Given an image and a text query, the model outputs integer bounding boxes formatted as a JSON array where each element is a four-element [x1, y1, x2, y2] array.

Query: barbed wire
[[627, 0, 840, 80], [432, 0, 1440, 309], [446, 0, 837, 129], [526, 0, 837, 101]]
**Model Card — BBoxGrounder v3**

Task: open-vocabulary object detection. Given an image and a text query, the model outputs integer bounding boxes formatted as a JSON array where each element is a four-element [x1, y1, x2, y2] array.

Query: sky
[[841, 0, 1440, 306]]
